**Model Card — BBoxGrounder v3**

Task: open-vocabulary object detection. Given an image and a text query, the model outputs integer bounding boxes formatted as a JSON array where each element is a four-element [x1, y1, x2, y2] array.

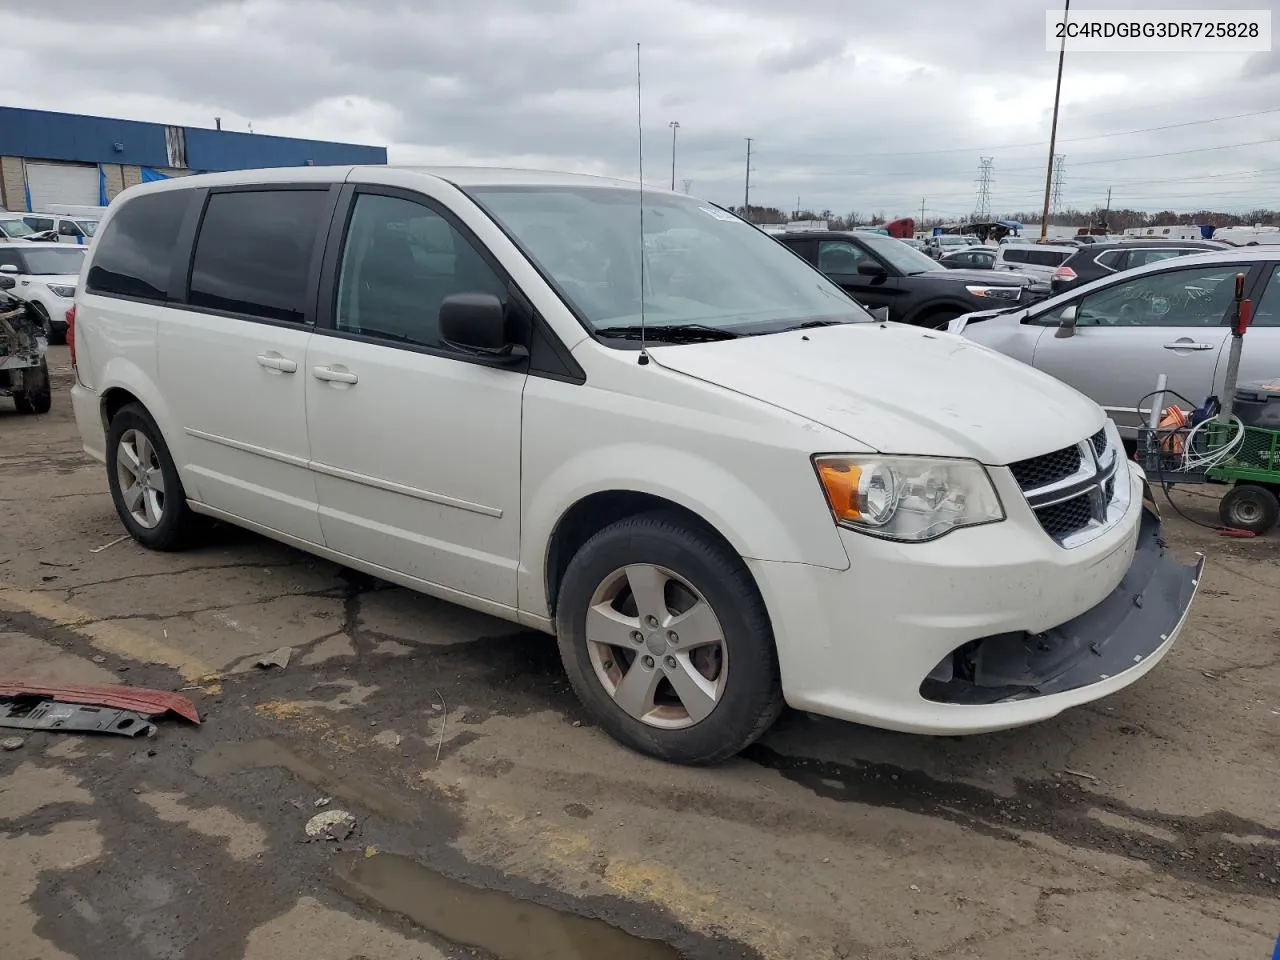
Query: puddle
[[192, 740, 416, 821], [333, 851, 682, 960]]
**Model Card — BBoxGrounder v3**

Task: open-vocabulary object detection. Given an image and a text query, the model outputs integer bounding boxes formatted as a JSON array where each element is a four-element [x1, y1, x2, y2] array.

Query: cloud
[[3, 0, 1278, 217]]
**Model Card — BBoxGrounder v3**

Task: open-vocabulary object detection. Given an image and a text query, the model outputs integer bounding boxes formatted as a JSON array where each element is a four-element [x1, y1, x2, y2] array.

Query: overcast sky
[[5, 0, 1279, 219]]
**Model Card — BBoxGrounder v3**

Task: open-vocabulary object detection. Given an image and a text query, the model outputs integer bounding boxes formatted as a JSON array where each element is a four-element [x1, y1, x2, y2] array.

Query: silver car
[[950, 249, 1280, 434]]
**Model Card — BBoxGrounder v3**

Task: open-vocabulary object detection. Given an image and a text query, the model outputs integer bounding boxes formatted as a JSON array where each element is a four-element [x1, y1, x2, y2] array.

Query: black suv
[[776, 230, 1045, 328], [1049, 238, 1228, 295]]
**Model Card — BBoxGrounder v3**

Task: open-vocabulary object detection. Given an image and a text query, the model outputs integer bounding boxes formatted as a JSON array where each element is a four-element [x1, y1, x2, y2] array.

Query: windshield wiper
[[782, 318, 850, 330], [595, 323, 740, 343]]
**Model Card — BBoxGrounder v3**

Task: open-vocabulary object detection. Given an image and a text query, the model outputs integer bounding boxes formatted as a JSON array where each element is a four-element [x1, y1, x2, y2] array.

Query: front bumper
[[748, 465, 1203, 735]]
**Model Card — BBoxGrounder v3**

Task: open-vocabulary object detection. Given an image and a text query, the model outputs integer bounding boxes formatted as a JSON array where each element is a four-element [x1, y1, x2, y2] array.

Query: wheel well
[[913, 303, 967, 325], [101, 387, 143, 432], [544, 491, 740, 619]]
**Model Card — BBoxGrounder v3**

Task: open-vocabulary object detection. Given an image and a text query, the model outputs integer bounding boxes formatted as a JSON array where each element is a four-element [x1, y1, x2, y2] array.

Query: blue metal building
[[0, 106, 387, 212]]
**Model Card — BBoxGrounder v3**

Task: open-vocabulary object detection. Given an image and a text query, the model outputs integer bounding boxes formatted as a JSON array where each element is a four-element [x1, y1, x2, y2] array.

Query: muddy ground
[[1, 346, 1277, 960]]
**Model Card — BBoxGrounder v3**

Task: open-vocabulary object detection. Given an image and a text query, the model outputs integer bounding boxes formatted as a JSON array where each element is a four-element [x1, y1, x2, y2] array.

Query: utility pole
[[919, 197, 926, 228], [975, 158, 994, 220], [1104, 185, 1112, 225], [668, 121, 680, 191], [681, 178, 692, 195], [743, 138, 753, 220], [1040, 0, 1070, 240]]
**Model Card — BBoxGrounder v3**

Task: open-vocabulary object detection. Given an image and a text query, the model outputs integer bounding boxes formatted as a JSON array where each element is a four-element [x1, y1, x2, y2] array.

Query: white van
[[993, 242, 1077, 281], [66, 167, 1201, 763]]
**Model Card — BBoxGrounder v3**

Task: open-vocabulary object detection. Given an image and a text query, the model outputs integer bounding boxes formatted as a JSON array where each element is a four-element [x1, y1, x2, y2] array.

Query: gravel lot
[[2, 347, 1278, 959]]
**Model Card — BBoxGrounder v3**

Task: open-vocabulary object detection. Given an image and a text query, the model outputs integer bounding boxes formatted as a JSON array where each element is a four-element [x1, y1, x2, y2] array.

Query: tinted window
[[0, 249, 22, 271], [189, 189, 327, 323], [1094, 250, 1125, 271], [1078, 264, 1241, 328], [24, 216, 54, 231], [335, 193, 505, 348], [58, 220, 81, 237], [1251, 264, 1280, 327], [86, 190, 190, 300], [1002, 249, 1031, 264], [817, 240, 870, 273]]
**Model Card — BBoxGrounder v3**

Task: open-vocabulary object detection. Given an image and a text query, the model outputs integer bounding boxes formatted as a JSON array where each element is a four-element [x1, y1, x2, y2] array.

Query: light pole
[[668, 121, 680, 191]]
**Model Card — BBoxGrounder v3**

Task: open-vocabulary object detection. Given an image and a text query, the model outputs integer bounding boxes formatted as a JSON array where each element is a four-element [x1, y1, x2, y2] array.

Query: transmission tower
[[1050, 154, 1066, 216], [974, 157, 993, 220], [680, 178, 692, 195]]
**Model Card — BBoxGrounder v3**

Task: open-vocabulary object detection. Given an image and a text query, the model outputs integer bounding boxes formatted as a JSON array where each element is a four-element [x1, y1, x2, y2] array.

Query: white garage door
[[25, 162, 99, 210]]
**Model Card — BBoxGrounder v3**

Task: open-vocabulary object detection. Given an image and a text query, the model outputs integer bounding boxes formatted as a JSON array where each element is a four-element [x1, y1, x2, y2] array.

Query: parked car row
[[0, 212, 99, 245]]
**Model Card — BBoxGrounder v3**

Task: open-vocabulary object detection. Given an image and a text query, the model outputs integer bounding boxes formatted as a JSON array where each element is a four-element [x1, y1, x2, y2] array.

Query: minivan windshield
[[20, 247, 86, 275], [76, 220, 99, 237], [466, 186, 872, 338]]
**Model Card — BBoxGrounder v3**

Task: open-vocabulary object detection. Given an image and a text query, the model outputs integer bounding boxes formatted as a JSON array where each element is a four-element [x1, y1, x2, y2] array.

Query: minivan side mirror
[[0, 275, 14, 290], [439, 293, 528, 365], [1054, 304, 1079, 339], [857, 261, 887, 278]]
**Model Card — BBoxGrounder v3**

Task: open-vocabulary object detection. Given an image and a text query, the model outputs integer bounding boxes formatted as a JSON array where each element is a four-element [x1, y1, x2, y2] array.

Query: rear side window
[[86, 190, 190, 300], [188, 189, 328, 324], [1005, 248, 1070, 267]]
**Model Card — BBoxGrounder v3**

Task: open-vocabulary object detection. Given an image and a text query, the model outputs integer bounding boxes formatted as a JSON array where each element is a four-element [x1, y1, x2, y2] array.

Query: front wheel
[[12, 359, 51, 414], [555, 511, 783, 765], [1219, 483, 1279, 535]]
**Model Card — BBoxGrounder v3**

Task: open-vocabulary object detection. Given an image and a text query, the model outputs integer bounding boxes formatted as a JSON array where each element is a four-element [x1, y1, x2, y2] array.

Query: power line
[[792, 107, 1280, 160]]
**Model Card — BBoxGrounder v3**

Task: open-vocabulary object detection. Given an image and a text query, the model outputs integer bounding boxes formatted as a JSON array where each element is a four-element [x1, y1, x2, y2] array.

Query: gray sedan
[[949, 249, 1280, 434]]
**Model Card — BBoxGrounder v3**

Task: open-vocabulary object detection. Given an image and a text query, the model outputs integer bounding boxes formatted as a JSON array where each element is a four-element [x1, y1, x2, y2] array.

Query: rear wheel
[[1219, 483, 1279, 535], [106, 403, 197, 550], [555, 511, 783, 765], [12, 359, 51, 414]]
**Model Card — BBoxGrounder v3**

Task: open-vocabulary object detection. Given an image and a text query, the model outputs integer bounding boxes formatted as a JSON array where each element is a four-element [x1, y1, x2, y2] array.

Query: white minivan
[[67, 167, 1202, 764]]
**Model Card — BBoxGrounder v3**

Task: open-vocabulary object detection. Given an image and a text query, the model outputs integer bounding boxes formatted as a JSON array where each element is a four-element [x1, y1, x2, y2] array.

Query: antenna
[[636, 42, 649, 365]]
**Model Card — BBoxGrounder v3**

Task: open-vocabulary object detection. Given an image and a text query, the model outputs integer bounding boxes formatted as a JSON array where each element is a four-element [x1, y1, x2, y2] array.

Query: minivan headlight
[[965, 285, 1021, 301], [813, 455, 1005, 542]]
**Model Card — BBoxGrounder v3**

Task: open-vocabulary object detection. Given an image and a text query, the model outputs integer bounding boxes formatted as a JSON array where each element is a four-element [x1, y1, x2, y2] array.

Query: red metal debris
[[0, 682, 200, 724]]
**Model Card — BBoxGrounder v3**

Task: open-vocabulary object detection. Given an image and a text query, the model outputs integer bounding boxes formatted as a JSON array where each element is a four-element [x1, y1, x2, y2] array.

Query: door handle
[[1162, 341, 1215, 351], [256, 353, 298, 373], [312, 365, 358, 384]]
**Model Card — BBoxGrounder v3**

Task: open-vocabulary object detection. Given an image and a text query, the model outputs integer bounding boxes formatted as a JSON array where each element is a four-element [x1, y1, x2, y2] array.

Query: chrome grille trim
[[1012, 426, 1127, 548]]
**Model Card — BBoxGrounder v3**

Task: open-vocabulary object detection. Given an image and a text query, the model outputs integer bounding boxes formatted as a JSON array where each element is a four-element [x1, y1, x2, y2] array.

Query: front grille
[[1009, 444, 1082, 490], [1036, 493, 1094, 537], [1011, 427, 1118, 546], [1090, 428, 1107, 457]]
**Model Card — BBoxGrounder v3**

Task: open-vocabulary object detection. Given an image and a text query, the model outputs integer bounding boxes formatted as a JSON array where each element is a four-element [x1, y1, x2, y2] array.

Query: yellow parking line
[[0, 588, 218, 683]]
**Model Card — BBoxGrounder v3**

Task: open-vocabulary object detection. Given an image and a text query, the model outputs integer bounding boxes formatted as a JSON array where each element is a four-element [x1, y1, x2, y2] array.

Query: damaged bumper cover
[[922, 507, 1202, 706]]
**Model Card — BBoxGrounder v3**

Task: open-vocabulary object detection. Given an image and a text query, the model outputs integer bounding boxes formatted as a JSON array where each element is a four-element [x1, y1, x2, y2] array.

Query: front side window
[[1076, 264, 1243, 327], [189, 189, 328, 323], [335, 193, 505, 349], [58, 220, 82, 237], [817, 240, 870, 273], [465, 186, 870, 338], [86, 190, 190, 300]]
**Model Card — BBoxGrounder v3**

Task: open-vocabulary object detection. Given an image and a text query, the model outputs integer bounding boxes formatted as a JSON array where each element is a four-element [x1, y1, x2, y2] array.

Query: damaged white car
[[0, 274, 51, 414]]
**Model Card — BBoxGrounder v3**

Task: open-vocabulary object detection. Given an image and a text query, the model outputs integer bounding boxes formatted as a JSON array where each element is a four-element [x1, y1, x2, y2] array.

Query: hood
[[923, 268, 1031, 285], [650, 323, 1104, 464]]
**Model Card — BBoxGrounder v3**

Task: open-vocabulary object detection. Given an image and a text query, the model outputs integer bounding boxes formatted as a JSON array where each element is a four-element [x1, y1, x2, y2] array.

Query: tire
[[30, 302, 63, 344], [12, 358, 51, 415], [105, 403, 197, 550], [1218, 483, 1279, 535], [555, 510, 783, 765]]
